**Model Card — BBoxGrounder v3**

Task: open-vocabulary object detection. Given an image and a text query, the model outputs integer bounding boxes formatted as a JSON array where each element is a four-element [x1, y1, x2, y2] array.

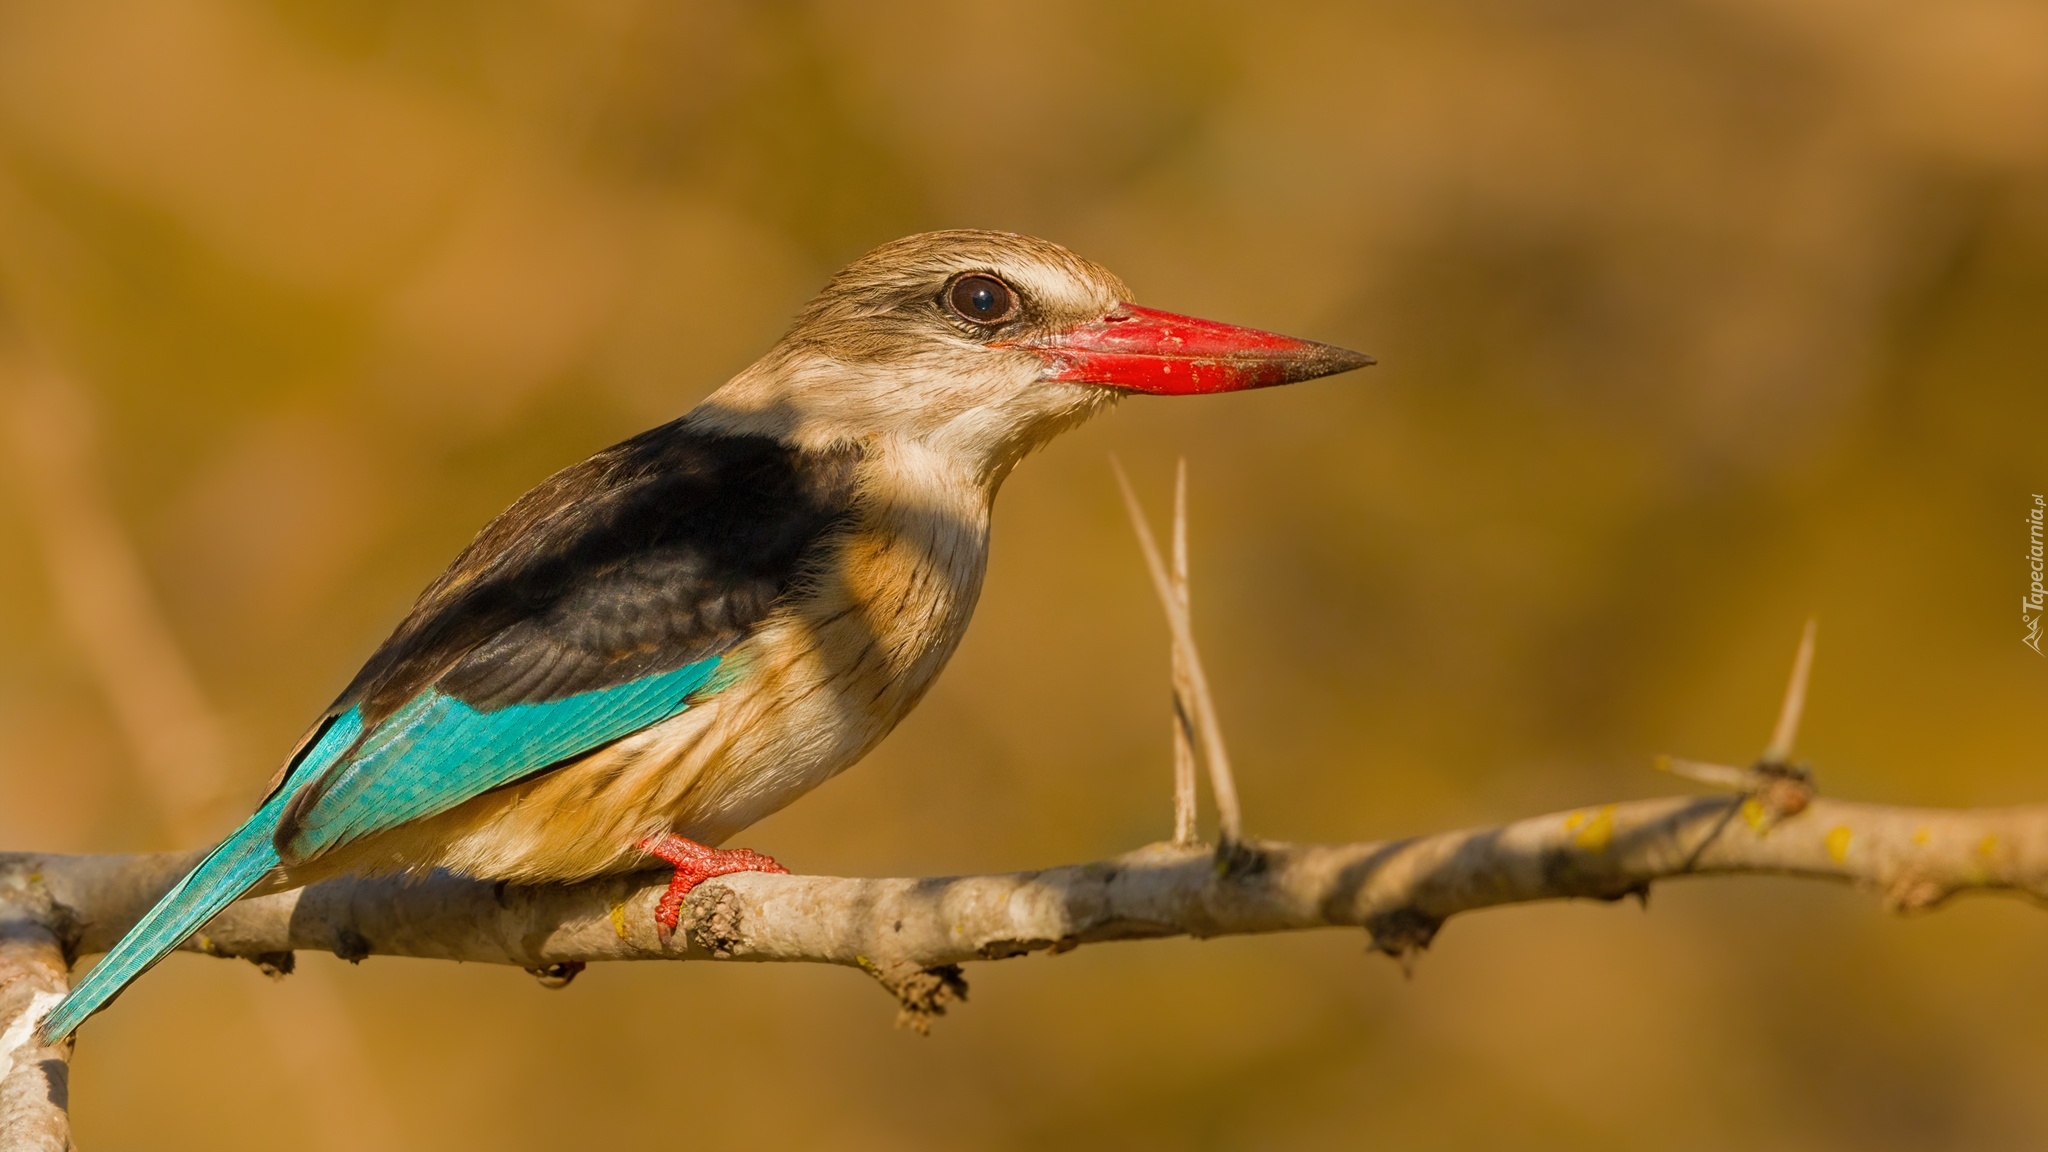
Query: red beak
[[1012, 304, 1373, 395]]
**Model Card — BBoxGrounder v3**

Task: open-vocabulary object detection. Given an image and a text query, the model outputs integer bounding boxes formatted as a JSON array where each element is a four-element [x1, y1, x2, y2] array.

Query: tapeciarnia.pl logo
[[2027, 494, 2045, 655]]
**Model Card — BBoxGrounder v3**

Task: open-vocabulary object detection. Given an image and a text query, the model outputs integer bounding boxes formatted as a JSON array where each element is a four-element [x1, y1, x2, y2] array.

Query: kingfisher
[[37, 230, 1371, 1043]]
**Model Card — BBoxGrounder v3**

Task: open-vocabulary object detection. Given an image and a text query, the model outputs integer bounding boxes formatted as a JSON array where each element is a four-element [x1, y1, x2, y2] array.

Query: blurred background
[[1, 1, 2045, 1148]]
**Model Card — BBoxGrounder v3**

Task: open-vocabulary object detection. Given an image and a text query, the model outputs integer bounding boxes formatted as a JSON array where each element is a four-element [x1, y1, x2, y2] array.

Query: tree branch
[[1, 873, 76, 1151], [6, 791, 2045, 1040]]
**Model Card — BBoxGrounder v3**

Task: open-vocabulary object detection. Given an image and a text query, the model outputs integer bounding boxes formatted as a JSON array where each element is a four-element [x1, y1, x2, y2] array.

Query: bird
[[36, 229, 1371, 1043]]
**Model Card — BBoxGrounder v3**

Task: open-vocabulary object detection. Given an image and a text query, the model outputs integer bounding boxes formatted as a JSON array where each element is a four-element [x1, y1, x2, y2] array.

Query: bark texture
[[0, 867, 76, 1152], [9, 794, 2047, 1022], [7, 791, 2048, 1141]]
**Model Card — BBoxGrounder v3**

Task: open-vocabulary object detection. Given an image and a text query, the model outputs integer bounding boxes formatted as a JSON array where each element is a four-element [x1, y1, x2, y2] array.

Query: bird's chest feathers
[[801, 447, 990, 717], [610, 443, 991, 843]]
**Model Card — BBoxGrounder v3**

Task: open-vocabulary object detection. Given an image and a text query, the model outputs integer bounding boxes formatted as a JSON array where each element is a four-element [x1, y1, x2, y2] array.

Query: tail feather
[[35, 708, 365, 1044], [33, 795, 289, 1045]]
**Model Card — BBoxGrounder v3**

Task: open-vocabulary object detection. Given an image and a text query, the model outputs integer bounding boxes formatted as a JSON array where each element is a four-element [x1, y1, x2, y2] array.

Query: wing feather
[[269, 424, 860, 865], [279, 657, 723, 859]]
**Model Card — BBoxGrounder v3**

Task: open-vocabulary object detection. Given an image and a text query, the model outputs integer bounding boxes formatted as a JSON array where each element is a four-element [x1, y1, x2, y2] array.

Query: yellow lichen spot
[[1979, 834, 2000, 860], [1563, 811, 1587, 832], [1740, 797, 1768, 831], [1912, 827, 1930, 846], [1573, 805, 1616, 853], [1825, 825, 1852, 862], [608, 902, 629, 940]]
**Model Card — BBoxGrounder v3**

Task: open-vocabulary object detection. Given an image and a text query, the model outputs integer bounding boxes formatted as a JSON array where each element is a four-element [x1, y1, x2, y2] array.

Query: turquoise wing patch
[[282, 656, 723, 860]]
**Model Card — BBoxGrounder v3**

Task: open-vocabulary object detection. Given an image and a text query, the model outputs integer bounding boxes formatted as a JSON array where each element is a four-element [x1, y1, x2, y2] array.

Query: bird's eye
[[946, 274, 1018, 326]]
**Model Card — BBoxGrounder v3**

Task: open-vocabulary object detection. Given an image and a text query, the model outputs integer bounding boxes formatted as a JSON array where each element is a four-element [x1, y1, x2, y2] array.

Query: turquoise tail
[[33, 794, 288, 1044], [34, 709, 363, 1044]]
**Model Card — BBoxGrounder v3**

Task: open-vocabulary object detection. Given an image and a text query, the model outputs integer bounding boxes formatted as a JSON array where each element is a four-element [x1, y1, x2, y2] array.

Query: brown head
[[698, 230, 1372, 483]]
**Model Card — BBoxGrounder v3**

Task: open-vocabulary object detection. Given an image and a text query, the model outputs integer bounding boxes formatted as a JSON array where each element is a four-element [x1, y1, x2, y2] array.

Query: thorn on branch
[[1656, 755, 1754, 791], [1658, 756, 1816, 825], [1655, 620, 1821, 834], [1170, 458, 1199, 848], [1113, 457, 1244, 850], [1762, 618, 1818, 768]]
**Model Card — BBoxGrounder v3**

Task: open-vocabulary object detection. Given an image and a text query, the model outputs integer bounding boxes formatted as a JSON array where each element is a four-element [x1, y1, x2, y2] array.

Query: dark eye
[[946, 274, 1018, 325]]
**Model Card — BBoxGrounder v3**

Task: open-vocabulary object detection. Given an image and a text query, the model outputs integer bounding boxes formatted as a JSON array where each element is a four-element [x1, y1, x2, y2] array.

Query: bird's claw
[[638, 833, 789, 941]]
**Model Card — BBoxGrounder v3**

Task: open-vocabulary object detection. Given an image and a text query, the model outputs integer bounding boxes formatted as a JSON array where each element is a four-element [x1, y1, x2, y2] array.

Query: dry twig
[[1169, 461, 1199, 848], [1113, 459, 1244, 853]]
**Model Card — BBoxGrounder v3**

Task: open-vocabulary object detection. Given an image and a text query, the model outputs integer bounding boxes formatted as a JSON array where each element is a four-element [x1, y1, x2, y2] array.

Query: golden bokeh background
[[2, 1, 2046, 1148]]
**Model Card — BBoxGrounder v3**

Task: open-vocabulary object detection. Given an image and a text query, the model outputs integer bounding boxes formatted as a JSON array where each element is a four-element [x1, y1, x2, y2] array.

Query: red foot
[[638, 833, 789, 937]]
